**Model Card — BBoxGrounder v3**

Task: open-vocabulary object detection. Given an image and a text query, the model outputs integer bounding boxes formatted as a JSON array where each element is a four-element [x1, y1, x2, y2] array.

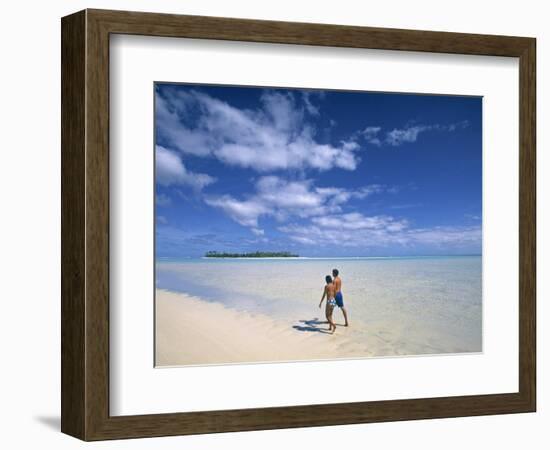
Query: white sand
[[155, 287, 476, 367], [155, 289, 364, 366]]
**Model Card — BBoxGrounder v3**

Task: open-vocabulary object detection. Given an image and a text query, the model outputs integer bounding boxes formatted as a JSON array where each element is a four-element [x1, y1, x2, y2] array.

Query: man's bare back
[[333, 276, 342, 294]]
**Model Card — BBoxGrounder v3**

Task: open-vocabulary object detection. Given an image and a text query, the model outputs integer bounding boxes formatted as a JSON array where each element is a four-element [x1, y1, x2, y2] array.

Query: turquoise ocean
[[156, 256, 482, 356]]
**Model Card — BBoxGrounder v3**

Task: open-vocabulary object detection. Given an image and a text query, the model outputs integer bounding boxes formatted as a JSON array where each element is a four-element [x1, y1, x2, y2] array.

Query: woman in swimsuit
[[319, 275, 337, 334]]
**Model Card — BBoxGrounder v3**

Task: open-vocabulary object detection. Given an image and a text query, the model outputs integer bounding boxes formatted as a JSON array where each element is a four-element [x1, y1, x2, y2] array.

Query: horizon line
[[157, 254, 482, 259]]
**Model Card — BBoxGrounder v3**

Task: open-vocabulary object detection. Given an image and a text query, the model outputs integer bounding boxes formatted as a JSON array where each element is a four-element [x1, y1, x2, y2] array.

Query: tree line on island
[[205, 250, 299, 258]]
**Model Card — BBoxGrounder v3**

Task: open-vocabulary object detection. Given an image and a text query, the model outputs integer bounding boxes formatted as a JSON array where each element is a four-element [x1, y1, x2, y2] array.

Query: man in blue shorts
[[332, 268, 349, 326]]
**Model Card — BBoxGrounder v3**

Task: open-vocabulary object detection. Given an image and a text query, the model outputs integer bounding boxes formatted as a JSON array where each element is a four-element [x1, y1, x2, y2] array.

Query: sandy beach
[[155, 289, 365, 366], [155, 256, 481, 367]]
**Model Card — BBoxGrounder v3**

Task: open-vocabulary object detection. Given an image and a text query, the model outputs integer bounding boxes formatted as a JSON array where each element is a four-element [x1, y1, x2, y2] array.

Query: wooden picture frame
[[61, 9, 536, 441]]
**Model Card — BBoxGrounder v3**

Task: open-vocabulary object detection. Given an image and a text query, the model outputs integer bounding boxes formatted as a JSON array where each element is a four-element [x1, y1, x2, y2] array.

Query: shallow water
[[156, 256, 482, 356]]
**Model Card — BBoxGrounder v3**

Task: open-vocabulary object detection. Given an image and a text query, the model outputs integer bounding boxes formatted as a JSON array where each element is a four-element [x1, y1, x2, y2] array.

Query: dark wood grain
[[89, 8, 532, 56], [85, 10, 111, 439], [518, 38, 536, 410], [61, 10, 86, 439], [61, 8, 536, 441]]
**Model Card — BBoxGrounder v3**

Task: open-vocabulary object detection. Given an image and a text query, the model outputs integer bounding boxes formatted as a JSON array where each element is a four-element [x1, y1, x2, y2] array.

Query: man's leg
[[341, 307, 349, 326], [335, 293, 348, 326]]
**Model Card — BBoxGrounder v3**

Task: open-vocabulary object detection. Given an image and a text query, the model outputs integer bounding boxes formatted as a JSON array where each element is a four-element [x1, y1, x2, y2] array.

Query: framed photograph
[[61, 9, 536, 440]]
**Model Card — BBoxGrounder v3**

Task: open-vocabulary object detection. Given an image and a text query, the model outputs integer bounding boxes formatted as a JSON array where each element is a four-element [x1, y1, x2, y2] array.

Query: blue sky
[[155, 83, 482, 257]]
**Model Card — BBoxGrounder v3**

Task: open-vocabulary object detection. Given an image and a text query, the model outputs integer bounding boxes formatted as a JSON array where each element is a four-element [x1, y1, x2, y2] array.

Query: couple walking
[[319, 268, 349, 333]]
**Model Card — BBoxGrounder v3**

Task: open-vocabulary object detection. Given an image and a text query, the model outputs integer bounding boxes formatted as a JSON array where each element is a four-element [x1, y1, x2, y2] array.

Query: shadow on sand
[[293, 318, 331, 334]]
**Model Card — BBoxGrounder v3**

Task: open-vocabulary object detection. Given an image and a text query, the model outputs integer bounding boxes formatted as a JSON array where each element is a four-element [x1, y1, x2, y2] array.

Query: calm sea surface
[[156, 256, 482, 355]]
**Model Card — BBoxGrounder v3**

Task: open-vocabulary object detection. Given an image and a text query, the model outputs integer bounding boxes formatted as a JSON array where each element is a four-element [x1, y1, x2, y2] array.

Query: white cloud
[[360, 121, 470, 147], [405, 226, 481, 245], [302, 91, 320, 116], [279, 216, 480, 250], [444, 120, 470, 132], [316, 184, 384, 207], [390, 203, 423, 210], [205, 176, 385, 231], [279, 213, 409, 245], [155, 193, 171, 206], [361, 126, 382, 146], [205, 178, 328, 228], [255, 176, 327, 212], [156, 215, 168, 225], [251, 228, 265, 236], [290, 235, 317, 245], [204, 195, 268, 228], [386, 125, 429, 146], [155, 95, 214, 157], [312, 213, 408, 231], [464, 213, 481, 220], [155, 145, 215, 190], [156, 88, 362, 172]]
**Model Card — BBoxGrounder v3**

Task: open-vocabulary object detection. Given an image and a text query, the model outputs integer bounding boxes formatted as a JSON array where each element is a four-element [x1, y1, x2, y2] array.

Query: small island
[[204, 251, 299, 258]]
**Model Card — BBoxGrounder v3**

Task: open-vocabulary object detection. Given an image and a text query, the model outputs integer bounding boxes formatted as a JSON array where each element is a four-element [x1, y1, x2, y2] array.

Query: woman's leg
[[325, 305, 332, 331], [327, 306, 336, 333]]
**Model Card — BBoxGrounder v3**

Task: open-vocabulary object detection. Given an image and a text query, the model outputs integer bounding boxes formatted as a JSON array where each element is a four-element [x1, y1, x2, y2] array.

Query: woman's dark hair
[[325, 275, 333, 284], [332, 268, 339, 276]]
